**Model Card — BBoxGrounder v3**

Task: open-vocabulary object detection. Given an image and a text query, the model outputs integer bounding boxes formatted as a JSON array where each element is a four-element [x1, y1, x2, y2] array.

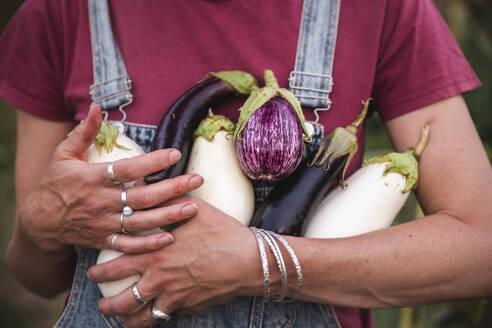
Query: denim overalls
[[55, 1, 342, 327]]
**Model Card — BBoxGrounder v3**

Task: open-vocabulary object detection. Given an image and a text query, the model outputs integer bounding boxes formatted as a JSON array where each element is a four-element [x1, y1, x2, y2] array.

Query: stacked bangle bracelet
[[258, 229, 287, 302], [250, 227, 303, 303]]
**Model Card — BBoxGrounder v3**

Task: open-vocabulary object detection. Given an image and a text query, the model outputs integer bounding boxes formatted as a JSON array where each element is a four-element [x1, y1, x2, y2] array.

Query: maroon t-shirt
[[0, 1, 480, 327]]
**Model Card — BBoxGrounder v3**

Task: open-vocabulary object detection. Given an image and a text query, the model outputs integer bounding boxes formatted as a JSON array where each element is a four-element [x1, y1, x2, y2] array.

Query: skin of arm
[[89, 95, 492, 327], [288, 95, 492, 307], [7, 110, 77, 297]]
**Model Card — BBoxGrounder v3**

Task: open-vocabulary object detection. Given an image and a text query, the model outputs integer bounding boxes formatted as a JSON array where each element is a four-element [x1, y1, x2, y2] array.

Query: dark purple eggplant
[[145, 71, 258, 184], [234, 70, 311, 182], [250, 100, 370, 236]]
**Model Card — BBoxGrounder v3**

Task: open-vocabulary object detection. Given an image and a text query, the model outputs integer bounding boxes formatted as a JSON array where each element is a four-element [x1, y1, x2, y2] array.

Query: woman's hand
[[18, 107, 203, 254], [87, 198, 263, 328]]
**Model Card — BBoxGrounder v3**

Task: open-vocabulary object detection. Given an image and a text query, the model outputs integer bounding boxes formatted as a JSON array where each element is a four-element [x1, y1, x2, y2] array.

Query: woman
[[1, 0, 491, 327]]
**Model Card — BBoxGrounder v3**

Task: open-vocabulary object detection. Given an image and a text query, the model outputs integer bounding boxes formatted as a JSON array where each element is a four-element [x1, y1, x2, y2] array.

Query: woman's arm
[[290, 95, 492, 307], [89, 95, 492, 327], [7, 110, 77, 297]]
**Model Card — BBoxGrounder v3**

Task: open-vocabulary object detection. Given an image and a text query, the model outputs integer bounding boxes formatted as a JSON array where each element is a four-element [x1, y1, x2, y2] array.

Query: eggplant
[[234, 70, 311, 182], [145, 71, 258, 184], [85, 122, 156, 299], [250, 100, 370, 236], [236, 96, 304, 181], [302, 125, 429, 239], [185, 110, 255, 226]]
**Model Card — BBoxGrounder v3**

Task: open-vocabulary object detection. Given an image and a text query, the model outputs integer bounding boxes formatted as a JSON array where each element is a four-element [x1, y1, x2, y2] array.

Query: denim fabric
[[54, 247, 121, 328], [120, 122, 157, 154], [88, 0, 133, 112], [54, 123, 341, 328], [289, 0, 341, 110]]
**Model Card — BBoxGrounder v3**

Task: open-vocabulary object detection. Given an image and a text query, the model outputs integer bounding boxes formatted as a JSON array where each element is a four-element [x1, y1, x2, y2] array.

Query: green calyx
[[194, 109, 235, 141], [308, 99, 371, 185], [364, 150, 419, 193], [208, 71, 259, 95], [364, 125, 430, 193], [93, 121, 130, 155], [233, 69, 311, 142]]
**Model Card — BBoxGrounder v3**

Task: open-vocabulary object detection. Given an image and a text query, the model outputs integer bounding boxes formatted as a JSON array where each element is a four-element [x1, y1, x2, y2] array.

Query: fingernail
[[181, 203, 197, 217], [169, 150, 181, 163], [159, 234, 174, 245], [189, 174, 203, 189], [87, 104, 98, 119]]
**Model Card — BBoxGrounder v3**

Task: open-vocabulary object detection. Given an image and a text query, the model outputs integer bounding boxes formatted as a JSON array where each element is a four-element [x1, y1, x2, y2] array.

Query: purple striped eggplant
[[234, 70, 311, 181]]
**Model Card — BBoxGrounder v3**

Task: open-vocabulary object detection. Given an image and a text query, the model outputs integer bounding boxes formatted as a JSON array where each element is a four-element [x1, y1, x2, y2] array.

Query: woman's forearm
[[8, 111, 77, 297], [264, 98, 492, 308], [7, 216, 77, 298], [287, 211, 492, 308]]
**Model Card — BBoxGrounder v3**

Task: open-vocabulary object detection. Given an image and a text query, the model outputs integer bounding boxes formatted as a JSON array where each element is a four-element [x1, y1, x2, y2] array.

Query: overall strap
[[289, 0, 341, 122], [88, 0, 133, 122]]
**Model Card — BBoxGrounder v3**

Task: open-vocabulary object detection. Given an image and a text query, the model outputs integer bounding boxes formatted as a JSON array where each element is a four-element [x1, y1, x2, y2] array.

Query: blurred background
[[0, 0, 491, 327]]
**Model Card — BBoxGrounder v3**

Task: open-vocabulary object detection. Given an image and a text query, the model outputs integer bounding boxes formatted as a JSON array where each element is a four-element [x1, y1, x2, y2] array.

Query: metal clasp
[[288, 71, 333, 124], [90, 75, 133, 132]]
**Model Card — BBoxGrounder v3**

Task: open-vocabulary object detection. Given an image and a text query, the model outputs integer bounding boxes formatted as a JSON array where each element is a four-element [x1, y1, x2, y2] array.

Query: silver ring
[[121, 189, 134, 216], [132, 282, 147, 305], [107, 162, 120, 184], [111, 233, 120, 250], [122, 206, 133, 216], [120, 214, 128, 234], [151, 303, 171, 324]]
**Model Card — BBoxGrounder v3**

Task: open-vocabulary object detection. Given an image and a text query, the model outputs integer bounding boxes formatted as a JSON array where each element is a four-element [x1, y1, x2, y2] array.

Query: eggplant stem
[[347, 98, 371, 135], [209, 71, 259, 95], [414, 125, 430, 158], [264, 70, 279, 89]]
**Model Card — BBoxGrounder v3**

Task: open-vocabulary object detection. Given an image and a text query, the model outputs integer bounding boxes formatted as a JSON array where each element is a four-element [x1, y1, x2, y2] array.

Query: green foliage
[[435, 0, 492, 149], [373, 300, 489, 328]]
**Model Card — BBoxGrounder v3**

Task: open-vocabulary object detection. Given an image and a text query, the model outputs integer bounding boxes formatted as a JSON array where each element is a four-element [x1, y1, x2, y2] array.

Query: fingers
[[124, 174, 203, 210], [118, 202, 198, 233], [89, 253, 146, 284], [99, 149, 182, 185], [122, 299, 174, 328], [104, 231, 174, 254], [97, 272, 160, 317], [56, 105, 103, 159]]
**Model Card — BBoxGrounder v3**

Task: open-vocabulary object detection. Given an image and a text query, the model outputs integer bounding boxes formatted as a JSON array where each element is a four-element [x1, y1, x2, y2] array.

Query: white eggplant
[[87, 125, 145, 190], [186, 111, 254, 226], [302, 125, 429, 239], [302, 163, 410, 238], [86, 121, 145, 161], [85, 122, 153, 298]]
